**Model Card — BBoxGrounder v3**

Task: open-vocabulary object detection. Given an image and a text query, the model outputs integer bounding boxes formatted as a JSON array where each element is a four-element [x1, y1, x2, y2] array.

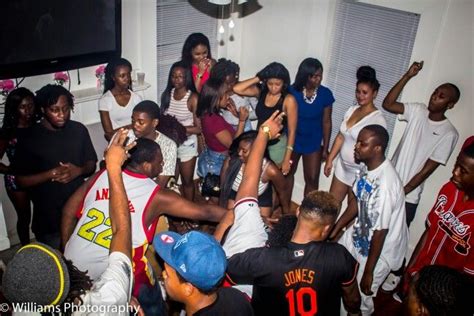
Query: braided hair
[[61, 258, 93, 315], [210, 58, 240, 82], [415, 265, 473, 316]]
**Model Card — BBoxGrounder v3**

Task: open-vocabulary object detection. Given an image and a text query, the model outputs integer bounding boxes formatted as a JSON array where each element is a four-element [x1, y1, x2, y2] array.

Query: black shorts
[[229, 185, 273, 207]]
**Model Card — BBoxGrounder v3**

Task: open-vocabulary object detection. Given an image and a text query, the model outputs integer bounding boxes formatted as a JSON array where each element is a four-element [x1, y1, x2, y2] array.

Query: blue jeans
[[197, 148, 227, 177]]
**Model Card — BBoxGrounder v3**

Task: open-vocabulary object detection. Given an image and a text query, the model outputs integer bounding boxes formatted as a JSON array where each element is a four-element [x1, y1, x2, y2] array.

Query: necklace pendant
[[303, 87, 318, 104]]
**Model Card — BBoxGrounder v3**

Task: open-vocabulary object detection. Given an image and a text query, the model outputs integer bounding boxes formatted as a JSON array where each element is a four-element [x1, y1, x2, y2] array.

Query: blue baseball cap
[[153, 231, 227, 291]]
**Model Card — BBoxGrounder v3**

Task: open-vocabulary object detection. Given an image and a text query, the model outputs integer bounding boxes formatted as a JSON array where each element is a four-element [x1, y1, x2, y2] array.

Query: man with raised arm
[[218, 111, 362, 315], [62, 137, 226, 315], [382, 61, 459, 227]]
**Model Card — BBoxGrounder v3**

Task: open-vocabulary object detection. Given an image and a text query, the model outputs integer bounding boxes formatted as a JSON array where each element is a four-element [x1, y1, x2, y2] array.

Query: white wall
[[231, 0, 473, 253], [0, 0, 156, 245], [2, 0, 472, 252], [359, 0, 474, 253]]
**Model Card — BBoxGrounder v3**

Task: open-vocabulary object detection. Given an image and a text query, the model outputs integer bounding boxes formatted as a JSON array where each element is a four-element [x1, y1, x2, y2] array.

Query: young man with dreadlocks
[[3, 129, 137, 315]]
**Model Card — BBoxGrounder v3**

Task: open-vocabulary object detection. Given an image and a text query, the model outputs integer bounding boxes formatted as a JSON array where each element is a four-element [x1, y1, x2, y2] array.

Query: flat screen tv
[[0, 0, 121, 80]]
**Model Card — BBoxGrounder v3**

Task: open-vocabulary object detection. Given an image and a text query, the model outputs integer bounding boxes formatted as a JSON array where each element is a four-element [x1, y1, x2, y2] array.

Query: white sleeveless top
[[232, 158, 270, 195], [64, 169, 160, 281], [165, 89, 194, 127]]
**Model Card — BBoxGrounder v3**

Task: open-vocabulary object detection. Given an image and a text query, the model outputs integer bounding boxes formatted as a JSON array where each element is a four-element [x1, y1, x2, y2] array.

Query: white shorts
[[177, 134, 198, 162]]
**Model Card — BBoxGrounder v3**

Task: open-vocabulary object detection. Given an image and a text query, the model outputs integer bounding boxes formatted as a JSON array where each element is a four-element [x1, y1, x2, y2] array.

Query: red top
[[408, 181, 474, 276], [192, 64, 210, 90], [201, 113, 234, 153]]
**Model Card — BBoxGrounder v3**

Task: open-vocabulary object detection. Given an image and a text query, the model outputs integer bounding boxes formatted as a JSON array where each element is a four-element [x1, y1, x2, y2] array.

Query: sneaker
[[382, 273, 401, 292]]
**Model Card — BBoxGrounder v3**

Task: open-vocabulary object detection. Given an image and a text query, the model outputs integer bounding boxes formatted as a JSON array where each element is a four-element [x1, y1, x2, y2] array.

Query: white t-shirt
[[98, 90, 142, 130], [391, 102, 459, 204], [340, 159, 408, 270], [74, 252, 133, 316], [223, 197, 267, 258], [221, 94, 258, 128]]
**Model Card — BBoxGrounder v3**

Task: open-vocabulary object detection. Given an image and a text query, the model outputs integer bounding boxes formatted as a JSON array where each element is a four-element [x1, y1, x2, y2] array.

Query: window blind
[[326, 0, 420, 146], [156, 1, 217, 102]]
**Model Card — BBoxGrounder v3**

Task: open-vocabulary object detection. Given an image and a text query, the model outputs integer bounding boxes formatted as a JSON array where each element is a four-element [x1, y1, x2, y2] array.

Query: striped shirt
[[232, 158, 270, 195], [165, 89, 194, 127]]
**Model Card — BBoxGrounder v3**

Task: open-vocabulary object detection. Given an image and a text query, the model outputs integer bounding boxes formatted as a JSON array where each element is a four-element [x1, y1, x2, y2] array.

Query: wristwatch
[[261, 125, 271, 139]]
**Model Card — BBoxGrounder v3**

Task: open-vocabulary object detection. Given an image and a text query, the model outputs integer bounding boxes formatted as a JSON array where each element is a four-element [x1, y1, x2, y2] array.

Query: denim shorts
[[197, 147, 227, 177]]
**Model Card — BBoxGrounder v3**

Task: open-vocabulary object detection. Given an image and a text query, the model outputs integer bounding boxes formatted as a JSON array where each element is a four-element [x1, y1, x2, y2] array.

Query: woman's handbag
[[201, 173, 221, 197]]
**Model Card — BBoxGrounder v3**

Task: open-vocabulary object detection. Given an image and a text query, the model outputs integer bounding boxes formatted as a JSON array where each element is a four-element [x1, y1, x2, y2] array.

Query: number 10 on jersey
[[285, 287, 317, 316]]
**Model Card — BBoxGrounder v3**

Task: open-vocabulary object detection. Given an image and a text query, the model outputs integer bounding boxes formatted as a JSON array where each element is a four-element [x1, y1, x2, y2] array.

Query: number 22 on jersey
[[77, 208, 112, 249]]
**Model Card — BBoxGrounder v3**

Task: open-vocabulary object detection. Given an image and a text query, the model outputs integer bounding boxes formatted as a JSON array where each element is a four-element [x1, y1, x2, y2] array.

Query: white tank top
[[165, 89, 194, 126], [232, 158, 270, 195], [64, 169, 160, 283]]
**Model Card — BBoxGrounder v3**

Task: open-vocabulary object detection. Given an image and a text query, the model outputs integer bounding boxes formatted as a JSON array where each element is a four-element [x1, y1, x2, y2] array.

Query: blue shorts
[[197, 148, 227, 177]]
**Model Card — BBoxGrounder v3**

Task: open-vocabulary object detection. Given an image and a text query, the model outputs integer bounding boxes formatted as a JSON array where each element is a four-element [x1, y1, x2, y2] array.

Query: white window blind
[[156, 0, 217, 101], [326, 0, 420, 146]]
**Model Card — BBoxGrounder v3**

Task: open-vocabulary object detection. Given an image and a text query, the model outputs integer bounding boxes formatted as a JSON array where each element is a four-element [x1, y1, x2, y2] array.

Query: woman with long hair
[[196, 78, 248, 183], [233, 62, 297, 176], [324, 66, 387, 206], [181, 32, 216, 92], [0, 87, 40, 245], [288, 58, 334, 196], [98, 57, 142, 140], [161, 61, 200, 201]]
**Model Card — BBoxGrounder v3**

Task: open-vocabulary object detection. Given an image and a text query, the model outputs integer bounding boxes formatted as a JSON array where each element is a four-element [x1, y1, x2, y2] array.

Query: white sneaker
[[382, 273, 401, 292]]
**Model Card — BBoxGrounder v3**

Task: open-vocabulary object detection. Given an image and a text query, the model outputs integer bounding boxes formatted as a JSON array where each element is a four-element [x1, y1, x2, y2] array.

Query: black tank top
[[256, 91, 286, 145]]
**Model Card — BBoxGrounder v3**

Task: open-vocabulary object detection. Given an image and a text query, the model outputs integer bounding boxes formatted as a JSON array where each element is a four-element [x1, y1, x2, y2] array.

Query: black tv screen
[[0, 0, 121, 79]]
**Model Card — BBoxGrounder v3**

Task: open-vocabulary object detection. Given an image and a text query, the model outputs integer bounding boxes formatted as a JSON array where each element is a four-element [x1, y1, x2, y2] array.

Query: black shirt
[[194, 287, 254, 316], [227, 241, 358, 316], [255, 91, 286, 145], [12, 120, 97, 234]]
